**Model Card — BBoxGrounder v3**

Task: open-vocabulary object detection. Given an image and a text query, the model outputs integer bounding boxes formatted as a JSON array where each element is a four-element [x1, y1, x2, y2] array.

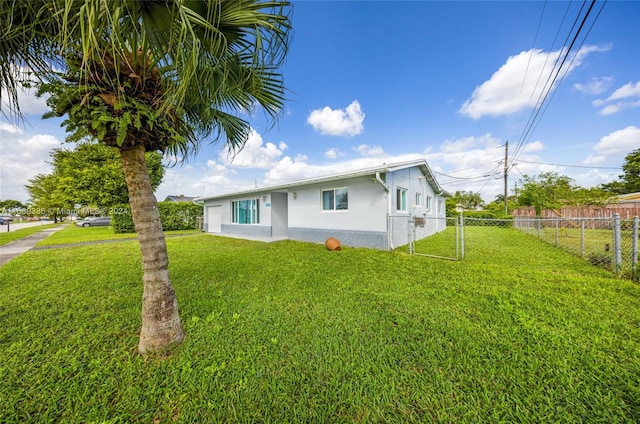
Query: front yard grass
[[36, 225, 201, 246], [0, 223, 61, 246], [0, 229, 638, 422]]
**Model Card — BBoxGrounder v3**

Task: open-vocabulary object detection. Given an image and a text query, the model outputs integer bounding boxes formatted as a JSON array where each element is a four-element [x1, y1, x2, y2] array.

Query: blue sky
[[1, 0, 639, 204]]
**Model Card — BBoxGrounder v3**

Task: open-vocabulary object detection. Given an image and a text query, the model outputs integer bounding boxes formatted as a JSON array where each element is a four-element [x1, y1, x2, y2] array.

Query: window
[[232, 199, 260, 224], [396, 187, 407, 212], [415, 193, 422, 207], [322, 188, 348, 211], [426, 196, 432, 212]]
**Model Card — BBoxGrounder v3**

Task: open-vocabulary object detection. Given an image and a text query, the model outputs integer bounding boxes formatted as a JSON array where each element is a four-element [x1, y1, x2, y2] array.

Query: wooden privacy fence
[[513, 203, 640, 220]]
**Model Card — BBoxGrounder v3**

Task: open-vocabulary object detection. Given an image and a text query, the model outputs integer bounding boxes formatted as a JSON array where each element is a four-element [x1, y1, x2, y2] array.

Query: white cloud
[[0, 129, 63, 202], [522, 141, 544, 153], [582, 154, 607, 165], [598, 104, 621, 116], [0, 122, 24, 135], [593, 126, 640, 156], [0, 78, 50, 117], [593, 81, 640, 115], [604, 81, 640, 102], [221, 130, 287, 168], [324, 147, 344, 159], [263, 153, 424, 187], [306, 100, 365, 137], [459, 44, 611, 119], [155, 159, 240, 200], [573, 76, 614, 94], [353, 144, 385, 157]]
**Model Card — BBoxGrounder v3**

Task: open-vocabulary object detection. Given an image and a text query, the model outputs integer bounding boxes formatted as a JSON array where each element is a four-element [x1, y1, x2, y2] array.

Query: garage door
[[207, 205, 222, 233]]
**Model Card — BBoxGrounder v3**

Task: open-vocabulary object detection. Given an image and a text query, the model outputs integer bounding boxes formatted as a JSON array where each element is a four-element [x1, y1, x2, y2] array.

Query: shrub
[[111, 202, 203, 233], [110, 205, 135, 233], [157, 202, 203, 231], [460, 211, 513, 227]]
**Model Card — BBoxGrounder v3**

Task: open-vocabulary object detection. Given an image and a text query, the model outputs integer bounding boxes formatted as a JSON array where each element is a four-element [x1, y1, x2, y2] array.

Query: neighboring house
[[163, 195, 197, 203], [196, 159, 449, 250]]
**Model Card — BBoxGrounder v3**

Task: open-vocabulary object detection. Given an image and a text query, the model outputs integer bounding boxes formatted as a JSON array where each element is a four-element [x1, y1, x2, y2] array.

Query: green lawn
[[36, 225, 201, 246], [0, 229, 638, 422], [0, 223, 61, 246]]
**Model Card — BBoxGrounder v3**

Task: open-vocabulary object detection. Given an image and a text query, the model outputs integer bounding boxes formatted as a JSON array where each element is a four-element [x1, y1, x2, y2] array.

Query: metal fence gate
[[389, 215, 463, 260]]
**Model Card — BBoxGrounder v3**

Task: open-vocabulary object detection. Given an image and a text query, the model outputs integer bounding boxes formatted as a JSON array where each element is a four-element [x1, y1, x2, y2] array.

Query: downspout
[[375, 171, 393, 250]]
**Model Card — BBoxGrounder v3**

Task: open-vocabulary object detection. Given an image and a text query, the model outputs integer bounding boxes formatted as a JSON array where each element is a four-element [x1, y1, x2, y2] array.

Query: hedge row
[[111, 202, 203, 234]]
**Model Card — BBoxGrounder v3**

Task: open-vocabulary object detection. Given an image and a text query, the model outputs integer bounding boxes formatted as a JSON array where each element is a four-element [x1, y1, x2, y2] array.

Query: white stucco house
[[196, 159, 449, 250]]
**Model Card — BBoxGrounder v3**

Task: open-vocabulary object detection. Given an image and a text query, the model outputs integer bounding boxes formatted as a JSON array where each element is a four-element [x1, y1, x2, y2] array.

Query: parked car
[[76, 216, 111, 227], [0, 215, 13, 225]]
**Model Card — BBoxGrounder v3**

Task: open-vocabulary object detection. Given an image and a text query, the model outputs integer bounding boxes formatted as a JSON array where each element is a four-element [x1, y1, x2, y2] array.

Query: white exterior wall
[[287, 175, 388, 231], [200, 163, 446, 249], [387, 166, 443, 218]]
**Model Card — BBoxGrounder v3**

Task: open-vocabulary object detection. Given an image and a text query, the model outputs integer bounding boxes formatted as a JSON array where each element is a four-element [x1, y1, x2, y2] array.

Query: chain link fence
[[514, 214, 639, 279], [394, 213, 639, 280]]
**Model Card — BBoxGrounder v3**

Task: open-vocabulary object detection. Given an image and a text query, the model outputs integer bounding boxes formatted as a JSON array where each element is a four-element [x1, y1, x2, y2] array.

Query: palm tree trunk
[[119, 144, 184, 354]]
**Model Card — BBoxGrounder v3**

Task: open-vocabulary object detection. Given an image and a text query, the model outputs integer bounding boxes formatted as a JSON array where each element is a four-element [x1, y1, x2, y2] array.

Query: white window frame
[[396, 187, 407, 212], [321, 187, 349, 212], [231, 198, 260, 224], [426, 195, 432, 212], [415, 193, 422, 208]]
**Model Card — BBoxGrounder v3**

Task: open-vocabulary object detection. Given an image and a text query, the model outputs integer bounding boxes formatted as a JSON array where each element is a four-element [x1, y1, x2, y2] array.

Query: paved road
[[0, 221, 55, 233], [0, 226, 66, 266]]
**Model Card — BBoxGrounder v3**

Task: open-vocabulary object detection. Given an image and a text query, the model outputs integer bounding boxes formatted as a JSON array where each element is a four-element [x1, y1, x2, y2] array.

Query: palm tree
[[1, 0, 291, 353]]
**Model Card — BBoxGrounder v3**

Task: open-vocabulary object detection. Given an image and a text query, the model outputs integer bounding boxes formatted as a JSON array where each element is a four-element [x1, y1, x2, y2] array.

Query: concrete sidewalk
[[0, 226, 66, 266]]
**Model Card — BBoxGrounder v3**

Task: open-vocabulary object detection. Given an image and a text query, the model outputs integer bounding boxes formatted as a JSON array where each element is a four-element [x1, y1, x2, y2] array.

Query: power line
[[515, 159, 621, 170], [520, 0, 548, 96], [510, 1, 587, 165], [434, 170, 498, 180], [509, 0, 606, 172]]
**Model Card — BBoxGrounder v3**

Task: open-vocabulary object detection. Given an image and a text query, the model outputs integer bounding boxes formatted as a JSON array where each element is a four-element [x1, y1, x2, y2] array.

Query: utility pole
[[504, 141, 509, 215]]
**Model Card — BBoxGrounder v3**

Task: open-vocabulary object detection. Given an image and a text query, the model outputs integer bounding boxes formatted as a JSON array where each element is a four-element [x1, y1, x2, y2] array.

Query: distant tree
[[517, 172, 574, 214], [49, 143, 163, 209], [571, 186, 611, 206], [0, 199, 25, 211], [485, 194, 517, 215], [25, 173, 73, 222], [455, 191, 485, 210], [517, 172, 610, 215], [601, 148, 640, 194]]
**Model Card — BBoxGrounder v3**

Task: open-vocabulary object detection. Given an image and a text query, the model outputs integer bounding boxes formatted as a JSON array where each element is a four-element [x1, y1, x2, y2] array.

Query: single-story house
[[196, 159, 449, 250], [163, 195, 197, 203]]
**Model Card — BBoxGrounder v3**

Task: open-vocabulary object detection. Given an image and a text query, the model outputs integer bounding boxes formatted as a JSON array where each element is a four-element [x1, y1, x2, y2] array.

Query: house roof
[[195, 159, 450, 202], [164, 195, 197, 203], [615, 192, 640, 202]]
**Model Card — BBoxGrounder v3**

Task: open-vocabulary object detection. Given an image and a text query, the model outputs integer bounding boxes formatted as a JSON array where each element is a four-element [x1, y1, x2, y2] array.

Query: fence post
[[633, 216, 638, 281], [555, 219, 559, 247], [613, 213, 622, 274], [579, 219, 585, 257], [408, 216, 414, 255], [459, 213, 465, 260], [455, 216, 459, 258]]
